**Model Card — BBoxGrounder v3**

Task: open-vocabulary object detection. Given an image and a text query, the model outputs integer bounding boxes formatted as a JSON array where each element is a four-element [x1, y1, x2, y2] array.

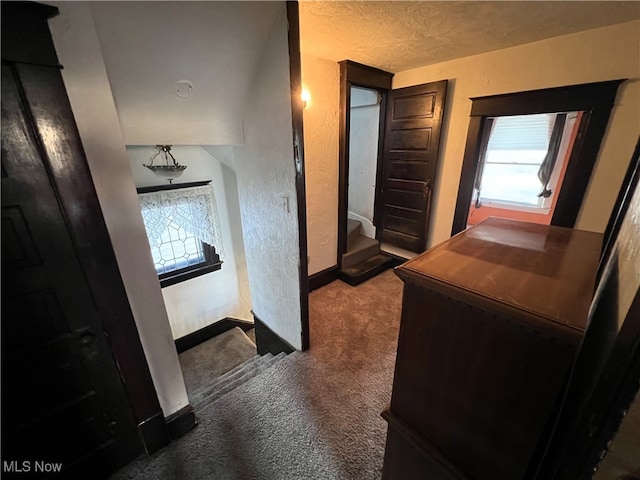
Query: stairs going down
[[179, 326, 291, 410], [340, 219, 396, 286], [190, 352, 288, 408]]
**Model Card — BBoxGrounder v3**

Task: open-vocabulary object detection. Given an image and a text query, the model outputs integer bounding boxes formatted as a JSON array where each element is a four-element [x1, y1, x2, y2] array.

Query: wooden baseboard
[[252, 311, 296, 356], [137, 412, 170, 455], [381, 409, 469, 480], [175, 317, 255, 353], [165, 404, 197, 440], [137, 405, 197, 455], [309, 265, 338, 291]]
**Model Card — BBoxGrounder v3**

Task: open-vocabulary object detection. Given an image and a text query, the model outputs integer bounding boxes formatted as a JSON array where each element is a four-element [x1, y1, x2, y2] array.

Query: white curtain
[[138, 184, 224, 258]]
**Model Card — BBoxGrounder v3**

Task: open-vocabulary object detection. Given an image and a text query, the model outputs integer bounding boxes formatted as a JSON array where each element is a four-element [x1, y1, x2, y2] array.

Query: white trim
[[479, 199, 551, 215], [380, 243, 419, 261], [347, 211, 376, 239]]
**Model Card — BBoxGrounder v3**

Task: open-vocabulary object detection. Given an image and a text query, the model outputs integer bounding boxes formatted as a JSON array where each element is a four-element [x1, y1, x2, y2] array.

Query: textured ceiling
[[299, 1, 640, 72]]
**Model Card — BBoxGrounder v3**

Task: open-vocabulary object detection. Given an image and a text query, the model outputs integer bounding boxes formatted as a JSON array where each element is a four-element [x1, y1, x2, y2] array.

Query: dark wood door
[[1, 46, 141, 480], [378, 80, 447, 252]]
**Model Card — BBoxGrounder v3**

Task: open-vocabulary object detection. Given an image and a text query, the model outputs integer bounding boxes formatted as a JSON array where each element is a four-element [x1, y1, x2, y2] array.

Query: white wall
[[48, 2, 188, 417], [348, 88, 380, 236], [127, 146, 252, 339], [302, 54, 340, 275], [89, 2, 281, 146], [233, 7, 303, 350], [393, 20, 640, 247]]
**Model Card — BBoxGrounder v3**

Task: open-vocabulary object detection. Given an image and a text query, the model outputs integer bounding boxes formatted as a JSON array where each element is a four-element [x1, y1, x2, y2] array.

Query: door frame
[[286, 1, 310, 350], [451, 79, 625, 236], [337, 60, 393, 268]]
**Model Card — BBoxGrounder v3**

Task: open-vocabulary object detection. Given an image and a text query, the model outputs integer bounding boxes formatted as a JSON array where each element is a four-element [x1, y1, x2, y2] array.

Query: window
[[452, 80, 624, 236], [138, 182, 223, 287], [474, 112, 577, 212]]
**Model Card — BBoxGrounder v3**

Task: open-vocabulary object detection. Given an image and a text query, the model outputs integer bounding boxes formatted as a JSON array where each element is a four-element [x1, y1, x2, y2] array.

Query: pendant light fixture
[[143, 145, 187, 183]]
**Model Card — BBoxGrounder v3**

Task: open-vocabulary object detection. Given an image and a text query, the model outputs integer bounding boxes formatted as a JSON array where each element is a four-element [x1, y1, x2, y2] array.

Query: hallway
[[109, 269, 403, 479]]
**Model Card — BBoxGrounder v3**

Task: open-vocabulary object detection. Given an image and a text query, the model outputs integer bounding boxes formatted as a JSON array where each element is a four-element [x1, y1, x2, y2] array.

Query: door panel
[[393, 92, 436, 120], [387, 160, 430, 181], [390, 128, 432, 150], [386, 190, 425, 211], [384, 210, 422, 236], [1, 61, 141, 477], [378, 80, 447, 252]]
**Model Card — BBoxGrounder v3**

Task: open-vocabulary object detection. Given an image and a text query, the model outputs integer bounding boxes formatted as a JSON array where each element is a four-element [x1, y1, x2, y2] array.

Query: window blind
[[487, 113, 556, 151]]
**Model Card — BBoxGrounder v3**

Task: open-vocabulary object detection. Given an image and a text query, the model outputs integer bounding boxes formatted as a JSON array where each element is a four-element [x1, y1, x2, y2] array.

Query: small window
[[138, 182, 223, 287], [474, 112, 576, 212], [152, 218, 206, 275]]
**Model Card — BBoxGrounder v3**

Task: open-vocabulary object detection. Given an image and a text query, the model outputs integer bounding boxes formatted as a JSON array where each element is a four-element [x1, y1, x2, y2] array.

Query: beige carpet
[[109, 269, 404, 479], [179, 327, 257, 395]]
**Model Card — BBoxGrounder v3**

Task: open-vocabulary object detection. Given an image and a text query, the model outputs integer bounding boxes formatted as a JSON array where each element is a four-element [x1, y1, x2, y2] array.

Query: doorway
[[337, 61, 394, 285], [341, 85, 393, 284], [347, 86, 382, 241], [338, 61, 449, 284]]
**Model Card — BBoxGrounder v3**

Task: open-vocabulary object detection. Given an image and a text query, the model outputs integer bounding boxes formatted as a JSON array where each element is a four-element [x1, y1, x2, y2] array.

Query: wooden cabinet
[[382, 218, 603, 479]]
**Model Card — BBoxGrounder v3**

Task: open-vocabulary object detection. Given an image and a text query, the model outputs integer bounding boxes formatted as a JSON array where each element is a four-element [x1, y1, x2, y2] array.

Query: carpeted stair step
[[190, 353, 265, 402], [179, 326, 257, 396], [190, 353, 272, 405], [203, 351, 305, 408], [194, 352, 288, 407], [198, 352, 287, 406], [194, 352, 287, 407], [340, 253, 397, 286], [342, 234, 380, 269]]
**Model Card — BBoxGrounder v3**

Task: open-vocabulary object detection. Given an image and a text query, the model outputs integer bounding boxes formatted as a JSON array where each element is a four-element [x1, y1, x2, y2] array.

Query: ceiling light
[[143, 145, 187, 183]]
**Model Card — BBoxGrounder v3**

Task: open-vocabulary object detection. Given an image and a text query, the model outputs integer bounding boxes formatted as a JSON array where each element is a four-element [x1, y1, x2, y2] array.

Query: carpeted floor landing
[[109, 269, 404, 480], [179, 327, 257, 395]]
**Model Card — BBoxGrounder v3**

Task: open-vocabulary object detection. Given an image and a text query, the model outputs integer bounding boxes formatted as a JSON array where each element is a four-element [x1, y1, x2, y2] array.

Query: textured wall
[[127, 146, 253, 339], [48, 3, 189, 417], [233, 8, 302, 350], [393, 20, 640, 247], [302, 54, 340, 275]]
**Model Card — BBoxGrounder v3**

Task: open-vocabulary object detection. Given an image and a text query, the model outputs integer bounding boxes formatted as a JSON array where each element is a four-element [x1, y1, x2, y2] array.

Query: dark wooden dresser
[[382, 218, 603, 480]]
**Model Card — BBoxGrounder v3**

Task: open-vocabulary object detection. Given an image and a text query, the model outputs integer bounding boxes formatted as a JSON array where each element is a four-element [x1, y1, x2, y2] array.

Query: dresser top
[[397, 218, 603, 334]]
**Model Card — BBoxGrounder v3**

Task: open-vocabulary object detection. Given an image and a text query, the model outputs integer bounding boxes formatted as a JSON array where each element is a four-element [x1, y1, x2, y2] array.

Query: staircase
[[340, 219, 396, 286], [190, 351, 288, 407], [179, 327, 290, 409]]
